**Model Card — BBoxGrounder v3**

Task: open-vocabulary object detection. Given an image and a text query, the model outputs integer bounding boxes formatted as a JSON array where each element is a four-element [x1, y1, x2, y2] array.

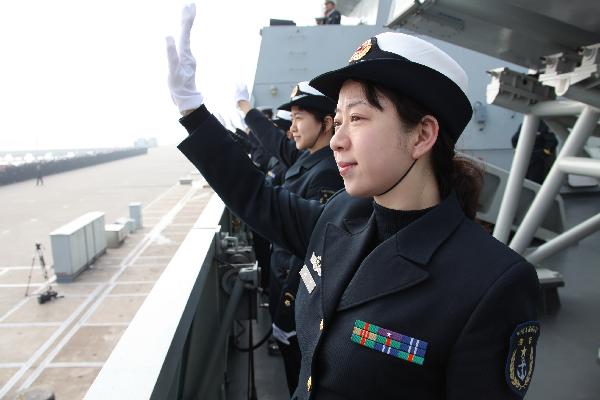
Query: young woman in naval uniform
[[166, 5, 539, 399], [236, 82, 344, 395]]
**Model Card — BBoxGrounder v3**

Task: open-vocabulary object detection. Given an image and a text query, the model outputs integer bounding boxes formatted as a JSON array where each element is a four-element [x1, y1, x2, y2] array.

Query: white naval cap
[[278, 81, 336, 114], [310, 32, 472, 142]]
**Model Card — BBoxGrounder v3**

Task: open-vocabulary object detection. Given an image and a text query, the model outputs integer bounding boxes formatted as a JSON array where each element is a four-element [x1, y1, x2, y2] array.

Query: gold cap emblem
[[349, 39, 372, 63], [290, 85, 299, 98]]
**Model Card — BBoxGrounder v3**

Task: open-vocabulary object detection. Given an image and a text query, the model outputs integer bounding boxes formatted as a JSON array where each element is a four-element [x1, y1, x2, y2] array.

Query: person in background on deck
[[320, 1, 341, 25], [35, 163, 44, 186], [511, 120, 558, 184], [255, 106, 289, 187], [273, 109, 293, 135], [166, 5, 539, 399], [257, 105, 274, 120], [269, 109, 294, 186], [247, 105, 288, 186], [234, 81, 344, 395]]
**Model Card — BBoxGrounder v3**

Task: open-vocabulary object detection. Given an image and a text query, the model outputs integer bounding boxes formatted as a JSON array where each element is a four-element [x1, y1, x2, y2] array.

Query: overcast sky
[[0, 0, 325, 151]]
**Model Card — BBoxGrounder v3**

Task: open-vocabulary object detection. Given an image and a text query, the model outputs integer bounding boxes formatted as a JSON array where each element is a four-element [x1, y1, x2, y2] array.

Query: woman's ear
[[411, 115, 439, 159], [323, 115, 334, 135]]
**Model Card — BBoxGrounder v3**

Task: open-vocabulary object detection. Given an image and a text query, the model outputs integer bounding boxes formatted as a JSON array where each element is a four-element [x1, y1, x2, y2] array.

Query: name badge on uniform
[[505, 321, 539, 397], [310, 252, 322, 277], [351, 319, 428, 366], [299, 265, 316, 293]]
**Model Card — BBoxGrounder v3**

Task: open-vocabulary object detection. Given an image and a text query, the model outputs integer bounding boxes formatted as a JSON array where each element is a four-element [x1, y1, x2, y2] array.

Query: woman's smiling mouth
[[337, 161, 357, 175]]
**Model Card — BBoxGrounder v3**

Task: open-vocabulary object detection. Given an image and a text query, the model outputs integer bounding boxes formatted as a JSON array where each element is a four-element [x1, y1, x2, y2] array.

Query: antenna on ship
[[24, 242, 60, 304]]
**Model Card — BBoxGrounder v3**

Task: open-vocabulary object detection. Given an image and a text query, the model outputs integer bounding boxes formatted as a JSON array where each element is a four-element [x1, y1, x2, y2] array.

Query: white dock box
[[129, 202, 143, 230], [50, 212, 107, 282], [115, 217, 136, 234], [105, 223, 127, 248]]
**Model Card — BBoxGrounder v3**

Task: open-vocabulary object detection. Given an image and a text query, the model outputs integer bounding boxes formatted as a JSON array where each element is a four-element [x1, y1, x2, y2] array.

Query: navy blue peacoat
[[177, 105, 540, 400]]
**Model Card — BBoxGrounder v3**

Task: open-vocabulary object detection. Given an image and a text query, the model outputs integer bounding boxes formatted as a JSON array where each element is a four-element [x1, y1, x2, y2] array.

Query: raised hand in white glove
[[272, 323, 296, 345], [166, 4, 204, 115], [234, 82, 250, 104], [235, 82, 252, 115]]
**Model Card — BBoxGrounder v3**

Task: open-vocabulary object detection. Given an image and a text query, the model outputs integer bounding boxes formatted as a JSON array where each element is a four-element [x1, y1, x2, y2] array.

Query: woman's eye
[[350, 115, 361, 122], [333, 121, 342, 129]]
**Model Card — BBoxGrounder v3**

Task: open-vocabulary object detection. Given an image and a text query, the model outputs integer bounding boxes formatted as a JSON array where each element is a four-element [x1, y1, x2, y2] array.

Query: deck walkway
[[0, 147, 213, 399]]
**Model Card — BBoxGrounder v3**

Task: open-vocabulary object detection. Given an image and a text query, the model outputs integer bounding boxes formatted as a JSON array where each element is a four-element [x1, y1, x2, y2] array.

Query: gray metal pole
[[526, 213, 600, 264], [196, 277, 245, 400], [531, 100, 584, 117], [493, 114, 539, 243], [377, 0, 393, 26], [510, 106, 600, 254], [558, 156, 600, 178], [563, 85, 600, 110]]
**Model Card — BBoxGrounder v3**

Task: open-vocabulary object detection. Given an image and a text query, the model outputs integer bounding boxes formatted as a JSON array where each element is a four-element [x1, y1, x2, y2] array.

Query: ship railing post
[[493, 114, 539, 243], [526, 213, 600, 264], [510, 106, 600, 254]]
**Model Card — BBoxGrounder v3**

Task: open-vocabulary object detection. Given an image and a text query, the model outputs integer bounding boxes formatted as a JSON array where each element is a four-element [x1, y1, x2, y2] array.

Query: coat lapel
[[284, 147, 332, 181], [337, 242, 428, 311], [320, 214, 375, 323], [284, 156, 305, 180], [321, 192, 466, 315]]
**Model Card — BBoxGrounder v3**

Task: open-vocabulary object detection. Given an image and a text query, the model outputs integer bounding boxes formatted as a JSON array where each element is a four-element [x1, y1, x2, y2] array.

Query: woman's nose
[[330, 126, 348, 151]]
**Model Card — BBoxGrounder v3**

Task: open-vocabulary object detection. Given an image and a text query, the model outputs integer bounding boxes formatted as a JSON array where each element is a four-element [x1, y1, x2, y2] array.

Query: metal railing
[[85, 193, 231, 400]]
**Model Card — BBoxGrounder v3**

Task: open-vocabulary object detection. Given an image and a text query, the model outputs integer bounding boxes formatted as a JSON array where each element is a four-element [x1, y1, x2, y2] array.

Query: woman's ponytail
[[431, 132, 483, 219]]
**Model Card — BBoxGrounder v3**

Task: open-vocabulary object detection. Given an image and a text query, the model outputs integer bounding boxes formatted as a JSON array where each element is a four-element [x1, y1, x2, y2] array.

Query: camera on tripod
[[25, 242, 60, 304], [37, 290, 58, 304]]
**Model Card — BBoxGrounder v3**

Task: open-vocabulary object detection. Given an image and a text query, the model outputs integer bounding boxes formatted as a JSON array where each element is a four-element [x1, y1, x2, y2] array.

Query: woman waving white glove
[[166, 4, 204, 115]]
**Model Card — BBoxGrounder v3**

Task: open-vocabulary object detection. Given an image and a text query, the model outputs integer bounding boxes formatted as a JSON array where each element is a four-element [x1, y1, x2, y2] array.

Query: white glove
[[234, 82, 250, 104], [272, 323, 296, 345], [166, 4, 204, 113]]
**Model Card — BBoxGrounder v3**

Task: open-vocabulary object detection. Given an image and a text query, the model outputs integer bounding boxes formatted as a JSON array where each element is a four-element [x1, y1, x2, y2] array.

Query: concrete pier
[[0, 147, 212, 399]]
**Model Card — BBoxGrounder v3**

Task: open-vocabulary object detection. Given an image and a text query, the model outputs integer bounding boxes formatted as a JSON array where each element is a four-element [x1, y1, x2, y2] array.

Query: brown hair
[[361, 81, 483, 219]]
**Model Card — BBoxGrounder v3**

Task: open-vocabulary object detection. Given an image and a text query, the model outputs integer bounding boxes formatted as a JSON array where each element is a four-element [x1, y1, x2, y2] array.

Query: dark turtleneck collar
[[373, 201, 436, 243]]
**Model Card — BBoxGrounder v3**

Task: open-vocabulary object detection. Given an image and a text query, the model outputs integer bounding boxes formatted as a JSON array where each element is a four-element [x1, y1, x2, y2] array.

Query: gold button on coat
[[283, 292, 294, 307], [307, 376, 312, 392], [319, 319, 324, 331]]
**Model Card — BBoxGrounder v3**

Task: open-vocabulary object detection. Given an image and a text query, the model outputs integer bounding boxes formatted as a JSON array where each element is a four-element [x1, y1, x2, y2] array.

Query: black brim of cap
[[309, 58, 472, 142], [278, 95, 336, 114]]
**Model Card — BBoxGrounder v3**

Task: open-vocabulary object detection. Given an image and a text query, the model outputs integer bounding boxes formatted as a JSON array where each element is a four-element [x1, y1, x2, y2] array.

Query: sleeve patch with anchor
[[505, 321, 540, 397]]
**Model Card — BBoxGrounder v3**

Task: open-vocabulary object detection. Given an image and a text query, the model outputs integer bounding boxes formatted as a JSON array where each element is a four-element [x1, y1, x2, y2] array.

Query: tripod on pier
[[25, 243, 60, 304]]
